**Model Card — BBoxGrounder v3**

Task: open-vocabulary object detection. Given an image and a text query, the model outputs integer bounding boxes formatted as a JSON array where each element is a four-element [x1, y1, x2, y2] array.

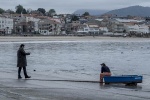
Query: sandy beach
[[0, 36, 150, 42], [0, 36, 150, 100]]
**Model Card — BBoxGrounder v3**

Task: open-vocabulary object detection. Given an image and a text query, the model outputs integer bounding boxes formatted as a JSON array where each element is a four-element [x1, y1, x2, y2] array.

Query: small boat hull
[[104, 75, 143, 85]]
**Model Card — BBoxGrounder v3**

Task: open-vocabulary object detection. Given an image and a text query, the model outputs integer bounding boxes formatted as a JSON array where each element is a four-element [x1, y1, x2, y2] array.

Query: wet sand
[[0, 71, 146, 100]]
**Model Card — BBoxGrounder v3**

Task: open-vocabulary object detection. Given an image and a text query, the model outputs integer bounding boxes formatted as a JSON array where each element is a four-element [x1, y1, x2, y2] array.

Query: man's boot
[[18, 75, 22, 79], [25, 76, 31, 78]]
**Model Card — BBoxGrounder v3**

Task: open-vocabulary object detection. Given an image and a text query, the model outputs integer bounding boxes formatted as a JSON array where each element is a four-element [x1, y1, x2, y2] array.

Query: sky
[[0, 0, 150, 14]]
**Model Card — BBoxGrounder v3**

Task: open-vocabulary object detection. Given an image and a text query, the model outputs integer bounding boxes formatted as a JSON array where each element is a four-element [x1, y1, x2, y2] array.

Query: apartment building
[[0, 16, 13, 34], [38, 19, 60, 35]]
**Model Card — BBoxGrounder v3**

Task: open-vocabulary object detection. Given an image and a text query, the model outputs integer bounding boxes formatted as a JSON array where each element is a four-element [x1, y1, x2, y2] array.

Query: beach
[[0, 36, 150, 42], [0, 70, 146, 100], [0, 36, 150, 100]]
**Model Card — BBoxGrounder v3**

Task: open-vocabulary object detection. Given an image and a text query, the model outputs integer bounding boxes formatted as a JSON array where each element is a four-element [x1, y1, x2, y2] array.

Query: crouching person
[[100, 63, 111, 83]]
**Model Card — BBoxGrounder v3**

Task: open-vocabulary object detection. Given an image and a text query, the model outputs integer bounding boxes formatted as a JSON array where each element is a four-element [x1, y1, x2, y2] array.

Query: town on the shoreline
[[1, 5, 150, 37]]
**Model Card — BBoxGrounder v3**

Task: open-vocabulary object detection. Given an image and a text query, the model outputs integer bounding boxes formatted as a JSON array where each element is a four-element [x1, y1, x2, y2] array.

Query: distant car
[[77, 33, 85, 36], [67, 34, 74, 36], [60, 31, 67, 36]]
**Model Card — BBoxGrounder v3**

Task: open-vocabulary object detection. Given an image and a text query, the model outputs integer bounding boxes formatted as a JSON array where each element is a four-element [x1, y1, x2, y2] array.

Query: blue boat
[[103, 75, 143, 85]]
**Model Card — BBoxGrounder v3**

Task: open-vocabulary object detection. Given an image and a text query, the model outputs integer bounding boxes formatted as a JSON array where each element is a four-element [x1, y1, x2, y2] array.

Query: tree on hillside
[[71, 15, 79, 22], [48, 9, 56, 17], [82, 12, 90, 16], [37, 8, 46, 15], [0, 8, 5, 14], [15, 4, 24, 14], [22, 9, 27, 14]]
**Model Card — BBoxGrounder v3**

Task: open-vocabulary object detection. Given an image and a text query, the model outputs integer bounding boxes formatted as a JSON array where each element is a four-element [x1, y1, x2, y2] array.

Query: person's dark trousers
[[18, 66, 28, 78]]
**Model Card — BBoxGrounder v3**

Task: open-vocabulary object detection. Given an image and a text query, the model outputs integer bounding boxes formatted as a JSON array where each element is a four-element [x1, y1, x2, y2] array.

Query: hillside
[[73, 9, 108, 16], [105, 5, 150, 17]]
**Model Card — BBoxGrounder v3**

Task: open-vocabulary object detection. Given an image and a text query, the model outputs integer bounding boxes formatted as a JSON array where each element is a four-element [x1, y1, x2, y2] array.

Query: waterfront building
[[77, 24, 89, 34], [125, 24, 149, 34], [77, 23, 99, 35], [0, 16, 13, 35], [12, 14, 40, 34], [99, 26, 108, 33], [25, 16, 40, 33], [38, 19, 60, 35], [88, 24, 99, 35], [107, 18, 146, 35]]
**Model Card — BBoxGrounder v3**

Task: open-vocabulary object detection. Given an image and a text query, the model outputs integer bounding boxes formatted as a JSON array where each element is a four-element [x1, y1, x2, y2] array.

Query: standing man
[[17, 44, 31, 79], [100, 63, 111, 83]]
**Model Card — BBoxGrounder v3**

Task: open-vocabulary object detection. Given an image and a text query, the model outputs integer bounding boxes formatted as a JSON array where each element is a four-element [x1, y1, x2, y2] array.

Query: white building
[[77, 23, 99, 34], [38, 19, 61, 35], [25, 16, 40, 32], [110, 18, 147, 34], [114, 18, 145, 23], [0, 17, 13, 34], [138, 25, 149, 33], [99, 27, 108, 32], [77, 24, 89, 33], [125, 24, 149, 34], [88, 24, 99, 33]]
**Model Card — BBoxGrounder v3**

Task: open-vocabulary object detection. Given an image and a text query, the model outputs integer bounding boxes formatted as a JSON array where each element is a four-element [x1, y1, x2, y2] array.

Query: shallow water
[[0, 40, 150, 99]]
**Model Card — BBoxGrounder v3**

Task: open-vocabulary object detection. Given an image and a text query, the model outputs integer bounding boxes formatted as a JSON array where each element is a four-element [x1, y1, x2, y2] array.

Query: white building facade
[[77, 24, 89, 33], [77, 23, 99, 34], [25, 16, 40, 32], [38, 19, 61, 35], [0, 17, 13, 34], [125, 24, 149, 34]]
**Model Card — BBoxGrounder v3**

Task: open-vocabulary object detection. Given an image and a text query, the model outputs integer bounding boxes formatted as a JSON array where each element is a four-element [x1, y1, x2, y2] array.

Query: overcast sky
[[1, 0, 150, 14]]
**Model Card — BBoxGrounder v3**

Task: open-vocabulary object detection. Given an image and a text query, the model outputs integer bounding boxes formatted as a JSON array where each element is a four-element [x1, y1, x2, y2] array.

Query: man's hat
[[100, 63, 106, 66], [20, 44, 25, 47]]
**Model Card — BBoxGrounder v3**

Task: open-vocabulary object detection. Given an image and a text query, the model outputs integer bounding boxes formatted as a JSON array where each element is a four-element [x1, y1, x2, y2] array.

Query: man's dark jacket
[[17, 47, 30, 67]]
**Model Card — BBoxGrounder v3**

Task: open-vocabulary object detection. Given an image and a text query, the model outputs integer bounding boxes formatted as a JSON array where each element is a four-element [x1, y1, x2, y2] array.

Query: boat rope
[[26, 79, 103, 83]]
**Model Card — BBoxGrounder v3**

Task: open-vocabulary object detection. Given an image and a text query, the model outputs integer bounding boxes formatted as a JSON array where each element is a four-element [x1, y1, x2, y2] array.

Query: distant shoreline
[[0, 36, 150, 42]]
